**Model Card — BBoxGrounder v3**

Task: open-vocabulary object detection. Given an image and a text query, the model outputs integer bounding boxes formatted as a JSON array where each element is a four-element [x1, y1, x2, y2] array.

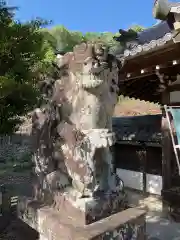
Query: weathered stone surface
[[18, 187, 127, 226], [32, 42, 124, 200], [18, 200, 146, 240], [52, 187, 127, 225]]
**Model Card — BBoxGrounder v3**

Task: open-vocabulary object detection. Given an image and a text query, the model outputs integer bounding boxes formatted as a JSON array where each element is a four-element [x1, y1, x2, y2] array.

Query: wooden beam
[[115, 141, 161, 147], [124, 61, 180, 82], [121, 44, 180, 73]]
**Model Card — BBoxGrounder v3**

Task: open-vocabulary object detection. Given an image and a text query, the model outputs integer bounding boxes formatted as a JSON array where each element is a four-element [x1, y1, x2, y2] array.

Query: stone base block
[[53, 187, 128, 225], [18, 187, 127, 226], [18, 198, 146, 240]]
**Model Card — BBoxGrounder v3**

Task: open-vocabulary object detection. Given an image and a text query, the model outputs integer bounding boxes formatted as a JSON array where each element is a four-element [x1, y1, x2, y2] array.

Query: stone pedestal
[[18, 196, 146, 240], [52, 187, 128, 225]]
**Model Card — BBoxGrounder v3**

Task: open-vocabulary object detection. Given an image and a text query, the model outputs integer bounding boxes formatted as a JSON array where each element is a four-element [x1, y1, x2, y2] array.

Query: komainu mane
[[32, 42, 124, 202]]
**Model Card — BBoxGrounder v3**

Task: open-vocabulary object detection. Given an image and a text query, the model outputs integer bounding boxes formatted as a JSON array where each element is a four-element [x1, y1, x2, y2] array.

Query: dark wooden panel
[[114, 144, 142, 172], [146, 147, 162, 175], [114, 144, 162, 176]]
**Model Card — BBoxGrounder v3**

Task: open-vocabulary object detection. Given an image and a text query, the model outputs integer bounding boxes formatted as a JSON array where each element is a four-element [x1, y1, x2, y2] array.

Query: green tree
[[130, 24, 145, 32], [45, 25, 145, 56], [0, 1, 55, 133], [49, 26, 85, 53]]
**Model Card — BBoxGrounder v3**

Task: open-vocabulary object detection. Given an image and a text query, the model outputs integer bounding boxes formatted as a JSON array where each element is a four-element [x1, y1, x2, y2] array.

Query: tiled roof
[[112, 114, 162, 144], [116, 21, 173, 60], [137, 21, 172, 44]]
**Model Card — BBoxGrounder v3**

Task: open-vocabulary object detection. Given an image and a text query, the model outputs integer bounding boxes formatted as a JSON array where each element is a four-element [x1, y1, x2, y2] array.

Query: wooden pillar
[[161, 91, 172, 191], [142, 145, 147, 195]]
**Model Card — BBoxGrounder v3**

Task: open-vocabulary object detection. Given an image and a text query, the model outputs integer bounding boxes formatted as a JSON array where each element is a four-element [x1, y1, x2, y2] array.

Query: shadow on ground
[[0, 219, 39, 240], [146, 214, 180, 240]]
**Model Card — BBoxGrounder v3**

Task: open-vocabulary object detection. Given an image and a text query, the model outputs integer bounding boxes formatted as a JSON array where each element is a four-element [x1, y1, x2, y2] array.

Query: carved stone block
[[18, 197, 146, 240]]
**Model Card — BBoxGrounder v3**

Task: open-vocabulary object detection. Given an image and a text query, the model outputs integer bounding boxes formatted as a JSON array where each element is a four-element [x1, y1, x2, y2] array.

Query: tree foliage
[[0, 1, 55, 133], [0, 0, 145, 133], [43, 25, 144, 55], [45, 26, 119, 53]]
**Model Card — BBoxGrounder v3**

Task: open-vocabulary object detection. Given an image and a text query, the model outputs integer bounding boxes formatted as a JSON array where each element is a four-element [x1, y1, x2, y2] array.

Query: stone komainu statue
[[32, 42, 123, 201]]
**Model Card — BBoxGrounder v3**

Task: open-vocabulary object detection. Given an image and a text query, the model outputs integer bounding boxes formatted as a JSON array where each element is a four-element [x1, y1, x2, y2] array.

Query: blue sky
[[6, 0, 178, 33]]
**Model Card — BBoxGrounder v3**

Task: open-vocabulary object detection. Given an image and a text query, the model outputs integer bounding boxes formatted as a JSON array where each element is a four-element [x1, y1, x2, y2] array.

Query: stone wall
[[0, 134, 32, 162]]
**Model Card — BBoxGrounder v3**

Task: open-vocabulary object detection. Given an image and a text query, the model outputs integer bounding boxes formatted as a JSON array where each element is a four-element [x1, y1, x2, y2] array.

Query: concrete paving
[[146, 214, 180, 240], [126, 188, 180, 239]]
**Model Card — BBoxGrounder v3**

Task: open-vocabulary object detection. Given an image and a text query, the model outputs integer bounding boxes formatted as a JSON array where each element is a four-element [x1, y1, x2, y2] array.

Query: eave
[[118, 61, 180, 104], [119, 39, 180, 74]]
